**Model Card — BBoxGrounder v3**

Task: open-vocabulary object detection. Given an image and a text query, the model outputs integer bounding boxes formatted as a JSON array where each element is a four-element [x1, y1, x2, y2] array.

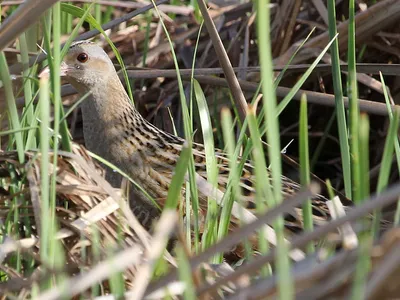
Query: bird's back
[[80, 92, 333, 233]]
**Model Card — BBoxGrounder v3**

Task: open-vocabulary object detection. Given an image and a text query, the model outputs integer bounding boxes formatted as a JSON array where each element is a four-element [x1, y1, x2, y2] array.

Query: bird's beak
[[39, 61, 69, 79]]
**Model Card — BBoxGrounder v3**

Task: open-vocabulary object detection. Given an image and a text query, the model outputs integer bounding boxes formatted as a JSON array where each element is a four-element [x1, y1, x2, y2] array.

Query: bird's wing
[[141, 133, 332, 231]]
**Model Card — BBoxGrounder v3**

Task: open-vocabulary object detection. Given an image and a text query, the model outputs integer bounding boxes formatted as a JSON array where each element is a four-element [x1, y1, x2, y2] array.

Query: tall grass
[[1, 0, 399, 298], [257, 0, 292, 297], [299, 94, 314, 254], [327, 0, 351, 199]]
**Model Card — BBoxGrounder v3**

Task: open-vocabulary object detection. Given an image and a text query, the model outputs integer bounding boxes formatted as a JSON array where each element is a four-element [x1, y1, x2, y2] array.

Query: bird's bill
[[39, 61, 69, 79]]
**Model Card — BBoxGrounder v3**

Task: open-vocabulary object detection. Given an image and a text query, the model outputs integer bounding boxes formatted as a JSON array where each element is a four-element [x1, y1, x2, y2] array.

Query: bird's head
[[40, 41, 117, 93]]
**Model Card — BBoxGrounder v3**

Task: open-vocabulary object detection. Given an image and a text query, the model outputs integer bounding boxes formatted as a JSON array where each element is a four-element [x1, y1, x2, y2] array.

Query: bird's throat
[[79, 75, 139, 158]]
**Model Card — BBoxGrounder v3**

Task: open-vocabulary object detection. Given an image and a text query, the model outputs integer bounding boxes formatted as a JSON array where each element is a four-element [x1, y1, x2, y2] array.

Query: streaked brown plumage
[[41, 41, 336, 237]]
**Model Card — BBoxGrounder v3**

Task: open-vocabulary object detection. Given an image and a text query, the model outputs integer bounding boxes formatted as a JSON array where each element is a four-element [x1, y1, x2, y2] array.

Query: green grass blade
[[218, 108, 250, 262], [193, 79, 219, 249], [165, 143, 191, 209], [373, 108, 399, 236], [247, 104, 273, 272], [299, 94, 314, 253], [0, 52, 25, 162], [377, 110, 398, 194], [350, 114, 371, 299], [61, 3, 94, 59], [275, 34, 338, 117], [380, 72, 400, 226], [18, 32, 37, 149], [350, 235, 371, 300], [150, 0, 201, 252], [48, 4, 62, 273], [0, 127, 39, 136], [347, 0, 360, 203], [257, 0, 292, 296], [39, 77, 50, 264], [273, 27, 316, 89], [327, 0, 351, 199], [176, 246, 196, 300], [358, 114, 370, 201]]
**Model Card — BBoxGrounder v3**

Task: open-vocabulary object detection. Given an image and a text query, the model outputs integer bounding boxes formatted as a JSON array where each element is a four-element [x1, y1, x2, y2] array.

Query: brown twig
[[0, 0, 60, 51], [196, 0, 248, 124]]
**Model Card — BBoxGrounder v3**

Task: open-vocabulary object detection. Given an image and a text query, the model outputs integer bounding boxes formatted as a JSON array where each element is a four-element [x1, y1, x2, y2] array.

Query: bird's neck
[[78, 74, 186, 181], [80, 75, 141, 125], [78, 75, 151, 156]]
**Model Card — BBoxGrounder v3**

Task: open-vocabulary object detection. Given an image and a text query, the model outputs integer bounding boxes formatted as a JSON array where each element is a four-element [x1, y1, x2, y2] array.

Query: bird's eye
[[77, 53, 89, 63]]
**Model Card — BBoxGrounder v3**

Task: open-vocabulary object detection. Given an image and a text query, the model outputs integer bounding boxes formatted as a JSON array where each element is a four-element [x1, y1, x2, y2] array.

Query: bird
[[39, 41, 341, 251]]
